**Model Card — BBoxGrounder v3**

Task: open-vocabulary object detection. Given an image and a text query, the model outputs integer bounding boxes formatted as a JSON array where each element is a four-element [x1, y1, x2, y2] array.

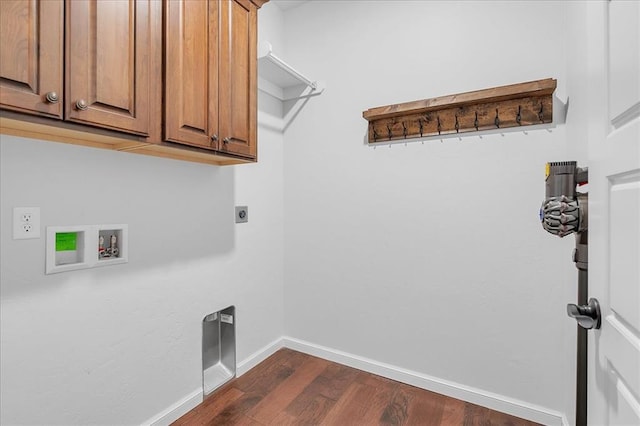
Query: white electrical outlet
[[13, 207, 41, 239]]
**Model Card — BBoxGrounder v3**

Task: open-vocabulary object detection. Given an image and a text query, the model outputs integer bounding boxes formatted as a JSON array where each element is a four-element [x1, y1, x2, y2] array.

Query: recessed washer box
[[46, 224, 128, 274]]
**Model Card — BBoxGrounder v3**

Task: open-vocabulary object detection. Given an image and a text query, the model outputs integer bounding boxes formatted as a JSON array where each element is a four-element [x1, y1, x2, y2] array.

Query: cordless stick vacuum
[[540, 161, 601, 426]]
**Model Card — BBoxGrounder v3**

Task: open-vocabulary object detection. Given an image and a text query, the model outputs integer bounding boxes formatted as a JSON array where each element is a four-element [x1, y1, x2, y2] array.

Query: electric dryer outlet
[[235, 206, 248, 223]]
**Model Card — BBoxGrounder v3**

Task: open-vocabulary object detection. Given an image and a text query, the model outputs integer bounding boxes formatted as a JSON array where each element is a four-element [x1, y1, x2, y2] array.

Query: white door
[[587, 1, 640, 425]]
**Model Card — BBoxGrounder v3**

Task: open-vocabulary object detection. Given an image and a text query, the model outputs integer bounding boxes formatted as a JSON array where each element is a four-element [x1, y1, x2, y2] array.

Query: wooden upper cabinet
[[66, 0, 153, 136], [165, 0, 219, 149], [165, 0, 262, 160], [0, 0, 64, 119], [217, 0, 258, 159], [0, 0, 264, 165]]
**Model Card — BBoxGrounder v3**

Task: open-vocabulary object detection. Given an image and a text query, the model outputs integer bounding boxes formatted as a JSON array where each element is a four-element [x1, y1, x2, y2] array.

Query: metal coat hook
[[363, 78, 557, 144]]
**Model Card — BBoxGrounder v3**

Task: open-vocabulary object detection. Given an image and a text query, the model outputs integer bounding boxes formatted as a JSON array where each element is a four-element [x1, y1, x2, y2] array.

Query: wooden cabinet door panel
[[218, 0, 257, 159], [0, 0, 63, 119], [165, 0, 219, 149], [66, 0, 151, 136]]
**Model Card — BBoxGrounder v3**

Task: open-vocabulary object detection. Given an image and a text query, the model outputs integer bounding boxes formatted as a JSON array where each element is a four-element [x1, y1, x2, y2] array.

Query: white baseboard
[[143, 388, 202, 426], [143, 336, 567, 426], [141, 338, 283, 426], [282, 336, 566, 426], [237, 337, 284, 376]]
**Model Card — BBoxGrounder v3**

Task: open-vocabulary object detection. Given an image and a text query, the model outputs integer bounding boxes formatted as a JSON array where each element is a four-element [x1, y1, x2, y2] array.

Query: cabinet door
[[218, 0, 258, 159], [66, 0, 151, 136], [0, 0, 63, 119], [165, 0, 219, 150]]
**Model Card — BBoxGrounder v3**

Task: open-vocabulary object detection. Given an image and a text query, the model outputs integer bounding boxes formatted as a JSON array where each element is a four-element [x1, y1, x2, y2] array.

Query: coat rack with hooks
[[362, 78, 557, 143]]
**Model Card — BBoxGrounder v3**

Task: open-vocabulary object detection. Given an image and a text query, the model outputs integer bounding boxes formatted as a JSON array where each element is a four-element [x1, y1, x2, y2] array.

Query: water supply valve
[[540, 161, 588, 238]]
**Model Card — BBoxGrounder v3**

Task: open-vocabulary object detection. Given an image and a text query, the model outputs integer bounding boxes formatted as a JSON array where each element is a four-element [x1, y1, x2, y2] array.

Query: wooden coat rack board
[[362, 78, 557, 143]]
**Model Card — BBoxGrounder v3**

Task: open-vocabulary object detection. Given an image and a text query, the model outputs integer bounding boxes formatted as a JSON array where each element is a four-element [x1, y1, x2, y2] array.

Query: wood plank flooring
[[173, 348, 541, 426]]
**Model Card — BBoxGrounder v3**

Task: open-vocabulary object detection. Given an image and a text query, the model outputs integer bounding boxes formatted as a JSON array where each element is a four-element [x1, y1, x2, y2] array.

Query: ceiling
[[271, 0, 310, 11]]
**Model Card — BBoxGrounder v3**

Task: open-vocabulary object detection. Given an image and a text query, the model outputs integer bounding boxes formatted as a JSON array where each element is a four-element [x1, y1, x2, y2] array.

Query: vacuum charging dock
[[202, 306, 236, 396]]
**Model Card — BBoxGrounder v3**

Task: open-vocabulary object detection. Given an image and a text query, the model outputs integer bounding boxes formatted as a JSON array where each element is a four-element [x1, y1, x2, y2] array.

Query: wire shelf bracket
[[258, 41, 325, 101]]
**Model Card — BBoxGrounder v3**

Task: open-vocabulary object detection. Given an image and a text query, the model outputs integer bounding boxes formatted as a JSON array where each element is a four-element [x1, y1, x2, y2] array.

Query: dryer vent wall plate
[[203, 305, 236, 395]]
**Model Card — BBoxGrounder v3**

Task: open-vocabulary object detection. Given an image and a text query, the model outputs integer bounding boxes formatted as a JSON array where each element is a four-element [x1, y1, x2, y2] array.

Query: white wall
[[0, 5, 285, 423], [282, 0, 577, 419], [0, 1, 593, 423]]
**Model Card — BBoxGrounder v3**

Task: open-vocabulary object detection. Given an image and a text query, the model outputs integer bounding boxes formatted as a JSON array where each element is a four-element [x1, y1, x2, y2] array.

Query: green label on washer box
[[56, 232, 77, 251]]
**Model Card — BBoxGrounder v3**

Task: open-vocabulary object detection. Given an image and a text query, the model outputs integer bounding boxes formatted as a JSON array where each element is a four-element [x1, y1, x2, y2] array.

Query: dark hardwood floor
[[173, 348, 541, 426]]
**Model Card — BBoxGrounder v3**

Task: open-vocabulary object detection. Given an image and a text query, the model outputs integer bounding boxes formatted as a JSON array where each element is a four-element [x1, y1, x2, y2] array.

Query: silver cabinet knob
[[75, 99, 88, 111], [223, 137, 230, 144], [211, 134, 218, 142], [45, 91, 59, 104]]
